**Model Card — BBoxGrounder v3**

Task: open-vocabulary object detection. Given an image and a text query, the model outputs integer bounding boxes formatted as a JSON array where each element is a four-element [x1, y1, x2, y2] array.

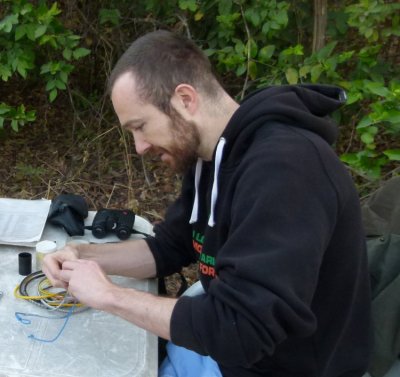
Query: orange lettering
[[199, 262, 216, 277], [192, 240, 203, 253]]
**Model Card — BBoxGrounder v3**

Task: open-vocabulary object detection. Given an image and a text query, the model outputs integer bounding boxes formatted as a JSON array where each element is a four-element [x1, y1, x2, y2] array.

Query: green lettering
[[195, 232, 204, 244], [205, 255, 215, 265]]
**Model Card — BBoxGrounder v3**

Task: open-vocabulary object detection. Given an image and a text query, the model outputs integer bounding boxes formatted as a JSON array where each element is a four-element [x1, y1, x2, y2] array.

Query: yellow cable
[[37, 278, 64, 298], [14, 285, 58, 300], [14, 282, 84, 307], [42, 302, 82, 307]]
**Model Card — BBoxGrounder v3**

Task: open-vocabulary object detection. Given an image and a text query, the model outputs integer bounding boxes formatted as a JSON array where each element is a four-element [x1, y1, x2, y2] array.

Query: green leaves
[[186, 0, 398, 182], [206, 0, 290, 84], [383, 150, 400, 161], [316, 41, 338, 61], [0, 103, 36, 132], [245, 8, 261, 27], [179, 0, 198, 12], [0, 0, 397, 182], [40, 60, 74, 102], [7, 46, 35, 78], [341, 150, 388, 180], [0, 63, 12, 81], [0, 0, 91, 127], [0, 14, 19, 33], [99, 8, 121, 26], [344, 76, 400, 178], [218, 0, 232, 15], [285, 68, 298, 85], [258, 45, 275, 62], [73, 47, 90, 60], [346, 0, 400, 42], [363, 81, 391, 98]]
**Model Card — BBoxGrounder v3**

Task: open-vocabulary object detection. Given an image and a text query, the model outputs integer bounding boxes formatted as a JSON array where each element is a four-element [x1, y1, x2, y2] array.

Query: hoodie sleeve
[[170, 128, 345, 367], [145, 172, 197, 277]]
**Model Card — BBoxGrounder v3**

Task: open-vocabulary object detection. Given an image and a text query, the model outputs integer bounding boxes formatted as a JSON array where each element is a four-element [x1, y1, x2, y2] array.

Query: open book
[[0, 198, 51, 246]]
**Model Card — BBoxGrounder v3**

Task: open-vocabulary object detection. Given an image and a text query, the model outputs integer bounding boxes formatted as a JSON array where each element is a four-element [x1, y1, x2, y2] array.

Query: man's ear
[[170, 84, 198, 117]]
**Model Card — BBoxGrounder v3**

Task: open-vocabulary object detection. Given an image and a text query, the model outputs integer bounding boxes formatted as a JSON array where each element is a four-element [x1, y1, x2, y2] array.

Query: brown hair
[[108, 30, 221, 114]]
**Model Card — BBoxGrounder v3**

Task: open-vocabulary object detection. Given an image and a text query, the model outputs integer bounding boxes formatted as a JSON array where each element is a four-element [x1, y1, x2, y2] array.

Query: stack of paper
[[0, 198, 51, 247]]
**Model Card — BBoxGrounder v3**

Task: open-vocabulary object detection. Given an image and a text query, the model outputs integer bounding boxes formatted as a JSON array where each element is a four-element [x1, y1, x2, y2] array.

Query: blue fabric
[[159, 341, 222, 377]]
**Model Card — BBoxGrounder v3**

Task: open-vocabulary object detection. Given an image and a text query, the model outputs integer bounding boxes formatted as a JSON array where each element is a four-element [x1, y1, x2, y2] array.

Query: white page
[[0, 198, 51, 245]]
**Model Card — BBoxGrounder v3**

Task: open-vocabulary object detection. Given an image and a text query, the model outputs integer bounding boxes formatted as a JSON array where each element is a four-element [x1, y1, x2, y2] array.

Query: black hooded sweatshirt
[[146, 85, 371, 377]]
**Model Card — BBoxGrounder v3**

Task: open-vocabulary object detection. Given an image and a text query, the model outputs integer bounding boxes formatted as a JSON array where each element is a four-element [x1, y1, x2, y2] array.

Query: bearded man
[[43, 30, 371, 377]]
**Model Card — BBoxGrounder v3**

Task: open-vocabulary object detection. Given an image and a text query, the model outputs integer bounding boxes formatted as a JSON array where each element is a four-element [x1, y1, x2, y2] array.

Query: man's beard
[[164, 108, 201, 174]]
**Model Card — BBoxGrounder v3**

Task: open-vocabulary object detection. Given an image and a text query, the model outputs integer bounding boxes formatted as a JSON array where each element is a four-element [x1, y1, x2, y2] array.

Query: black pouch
[[47, 194, 88, 236]]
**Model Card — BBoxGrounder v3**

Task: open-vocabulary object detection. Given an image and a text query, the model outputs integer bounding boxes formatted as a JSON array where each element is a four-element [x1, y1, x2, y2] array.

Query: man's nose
[[134, 135, 151, 155]]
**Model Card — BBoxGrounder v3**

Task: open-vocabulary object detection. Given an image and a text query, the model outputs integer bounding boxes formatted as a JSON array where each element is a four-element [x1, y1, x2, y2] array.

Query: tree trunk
[[313, 0, 328, 53]]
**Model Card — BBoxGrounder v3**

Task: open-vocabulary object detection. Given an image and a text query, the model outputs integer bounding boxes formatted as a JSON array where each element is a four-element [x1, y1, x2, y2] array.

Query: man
[[43, 30, 371, 376]]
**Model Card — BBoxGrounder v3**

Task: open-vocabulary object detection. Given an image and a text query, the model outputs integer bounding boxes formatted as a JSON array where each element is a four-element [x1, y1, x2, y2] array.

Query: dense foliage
[[1, 0, 399, 182], [0, 0, 89, 130]]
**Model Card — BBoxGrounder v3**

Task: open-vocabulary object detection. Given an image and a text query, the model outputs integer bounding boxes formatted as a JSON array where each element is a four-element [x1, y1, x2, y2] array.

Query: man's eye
[[135, 123, 145, 131]]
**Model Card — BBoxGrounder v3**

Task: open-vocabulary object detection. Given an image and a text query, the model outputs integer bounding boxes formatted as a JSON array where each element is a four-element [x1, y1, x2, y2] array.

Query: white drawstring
[[189, 158, 203, 224], [189, 138, 226, 227], [208, 137, 226, 227]]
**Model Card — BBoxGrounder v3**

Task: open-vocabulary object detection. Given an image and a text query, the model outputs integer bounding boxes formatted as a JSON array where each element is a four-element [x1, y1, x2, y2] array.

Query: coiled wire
[[14, 270, 87, 313]]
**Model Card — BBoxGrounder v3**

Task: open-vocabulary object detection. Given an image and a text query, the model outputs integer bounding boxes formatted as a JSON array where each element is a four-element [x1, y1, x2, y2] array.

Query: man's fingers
[[41, 247, 81, 290], [42, 259, 65, 288], [62, 259, 87, 270], [60, 259, 96, 282], [62, 259, 101, 272], [42, 265, 58, 286], [59, 268, 72, 283], [59, 259, 85, 283]]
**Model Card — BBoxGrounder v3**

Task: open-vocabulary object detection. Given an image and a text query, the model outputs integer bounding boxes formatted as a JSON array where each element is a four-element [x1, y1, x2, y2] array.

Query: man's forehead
[[112, 72, 142, 101]]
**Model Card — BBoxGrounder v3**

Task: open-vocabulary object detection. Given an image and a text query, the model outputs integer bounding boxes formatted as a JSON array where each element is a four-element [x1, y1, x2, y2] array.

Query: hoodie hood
[[221, 84, 346, 164], [190, 84, 346, 226]]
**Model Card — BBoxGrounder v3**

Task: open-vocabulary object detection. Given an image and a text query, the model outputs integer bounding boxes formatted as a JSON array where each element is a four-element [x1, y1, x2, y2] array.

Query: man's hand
[[42, 245, 79, 289], [59, 259, 114, 310], [43, 239, 175, 340]]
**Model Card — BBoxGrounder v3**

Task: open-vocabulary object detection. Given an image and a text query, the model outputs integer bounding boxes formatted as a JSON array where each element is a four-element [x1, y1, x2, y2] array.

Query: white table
[[0, 213, 158, 377]]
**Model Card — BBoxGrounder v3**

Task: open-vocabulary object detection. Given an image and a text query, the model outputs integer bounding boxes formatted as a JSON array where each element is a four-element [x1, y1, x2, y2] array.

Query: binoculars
[[91, 209, 136, 240]]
